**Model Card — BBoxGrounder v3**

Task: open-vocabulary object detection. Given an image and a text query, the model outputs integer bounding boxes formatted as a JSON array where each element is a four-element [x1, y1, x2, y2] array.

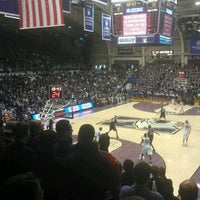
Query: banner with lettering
[[63, 0, 71, 13], [102, 13, 111, 40], [84, 2, 94, 32], [0, 0, 19, 15], [190, 37, 200, 54]]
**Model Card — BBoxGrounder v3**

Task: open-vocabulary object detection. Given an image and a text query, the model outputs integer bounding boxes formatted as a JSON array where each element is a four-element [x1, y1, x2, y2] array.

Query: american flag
[[18, 0, 65, 29]]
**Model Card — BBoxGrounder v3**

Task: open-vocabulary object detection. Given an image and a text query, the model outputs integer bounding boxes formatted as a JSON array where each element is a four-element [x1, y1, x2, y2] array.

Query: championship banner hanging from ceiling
[[84, 2, 94, 32], [190, 37, 200, 54], [0, 0, 19, 15], [102, 13, 111, 40], [62, 0, 71, 13], [0, 0, 19, 18]]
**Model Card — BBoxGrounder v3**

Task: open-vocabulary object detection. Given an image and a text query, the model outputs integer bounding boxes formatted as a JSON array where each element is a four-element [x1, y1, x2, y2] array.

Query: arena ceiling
[[0, 0, 200, 41], [177, 0, 200, 37]]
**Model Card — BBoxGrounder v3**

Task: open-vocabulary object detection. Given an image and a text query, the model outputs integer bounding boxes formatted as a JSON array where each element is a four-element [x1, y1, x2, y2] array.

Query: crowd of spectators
[[125, 63, 200, 104], [1, 62, 200, 122], [0, 68, 126, 122], [0, 31, 200, 122], [0, 29, 90, 72], [0, 120, 198, 200]]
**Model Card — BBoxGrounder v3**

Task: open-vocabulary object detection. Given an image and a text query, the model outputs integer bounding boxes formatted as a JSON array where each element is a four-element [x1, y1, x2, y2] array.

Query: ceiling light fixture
[[195, 1, 200, 5]]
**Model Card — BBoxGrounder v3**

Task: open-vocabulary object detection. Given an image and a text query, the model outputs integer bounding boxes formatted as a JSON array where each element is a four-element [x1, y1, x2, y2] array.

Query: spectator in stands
[[1, 62, 200, 122], [27, 120, 43, 152], [47, 119, 54, 130], [0, 118, 6, 170], [30, 129, 72, 200], [178, 179, 198, 200], [55, 119, 74, 158], [121, 159, 135, 187], [99, 131, 110, 153], [1, 121, 16, 146], [120, 161, 164, 200], [66, 124, 117, 200], [98, 129, 122, 199], [0, 122, 35, 185], [98, 128, 122, 194], [156, 166, 175, 200], [147, 165, 159, 192], [0, 119, 4, 137], [0, 172, 43, 200]]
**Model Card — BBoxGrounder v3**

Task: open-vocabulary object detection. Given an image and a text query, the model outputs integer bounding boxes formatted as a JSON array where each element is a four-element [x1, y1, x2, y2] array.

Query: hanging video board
[[112, 0, 177, 45]]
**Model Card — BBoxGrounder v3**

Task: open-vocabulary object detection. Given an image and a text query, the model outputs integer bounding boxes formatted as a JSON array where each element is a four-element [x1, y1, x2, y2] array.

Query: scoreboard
[[49, 85, 63, 99], [147, 0, 159, 34], [112, 0, 177, 45], [159, 0, 176, 37]]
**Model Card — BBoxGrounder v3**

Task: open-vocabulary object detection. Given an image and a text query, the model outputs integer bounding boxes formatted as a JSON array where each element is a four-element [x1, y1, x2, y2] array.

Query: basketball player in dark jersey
[[159, 106, 166, 120], [147, 125, 160, 151], [108, 115, 119, 139]]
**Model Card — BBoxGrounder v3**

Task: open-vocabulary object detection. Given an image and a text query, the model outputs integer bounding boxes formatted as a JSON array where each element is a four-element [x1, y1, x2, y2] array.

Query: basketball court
[[66, 100, 200, 196]]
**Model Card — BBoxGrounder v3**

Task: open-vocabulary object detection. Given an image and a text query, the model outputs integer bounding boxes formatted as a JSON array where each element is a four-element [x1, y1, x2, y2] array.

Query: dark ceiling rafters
[[1, 0, 200, 40]]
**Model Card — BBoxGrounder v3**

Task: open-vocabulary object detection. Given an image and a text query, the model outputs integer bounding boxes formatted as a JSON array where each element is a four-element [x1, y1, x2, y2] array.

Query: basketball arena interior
[[0, 0, 200, 199]]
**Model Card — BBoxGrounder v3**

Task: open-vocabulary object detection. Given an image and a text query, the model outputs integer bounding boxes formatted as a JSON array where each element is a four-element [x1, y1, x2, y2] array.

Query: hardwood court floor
[[70, 101, 200, 196]]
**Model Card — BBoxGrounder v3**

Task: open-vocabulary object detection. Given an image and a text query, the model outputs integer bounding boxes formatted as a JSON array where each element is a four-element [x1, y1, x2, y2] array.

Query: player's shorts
[[183, 132, 189, 139], [141, 145, 153, 156], [160, 113, 165, 118], [110, 126, 116, 131]]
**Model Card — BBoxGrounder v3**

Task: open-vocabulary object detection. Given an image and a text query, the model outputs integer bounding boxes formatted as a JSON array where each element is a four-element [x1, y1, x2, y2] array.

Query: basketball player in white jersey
[[182, 120, 191, 146], [179, 101, 184, 113], [139, 133, 153, 164]]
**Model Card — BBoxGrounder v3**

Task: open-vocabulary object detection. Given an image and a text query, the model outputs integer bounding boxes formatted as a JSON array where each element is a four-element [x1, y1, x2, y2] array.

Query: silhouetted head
[[150, 165, 159, 178], [134, 161, 150, 185], [0, 119, 3, 128], [78, 124, 95, 143], [39, 129, 58, 155], [14, 122, 30, 142], [158, 166, 166, 178], [29, 120, 42, 138], [0, 172, 43, 200], [178, 179, 198, 200], [98, 132, 110, 152], [123, 159, 134, 171], [55, 119, 72, 138]]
